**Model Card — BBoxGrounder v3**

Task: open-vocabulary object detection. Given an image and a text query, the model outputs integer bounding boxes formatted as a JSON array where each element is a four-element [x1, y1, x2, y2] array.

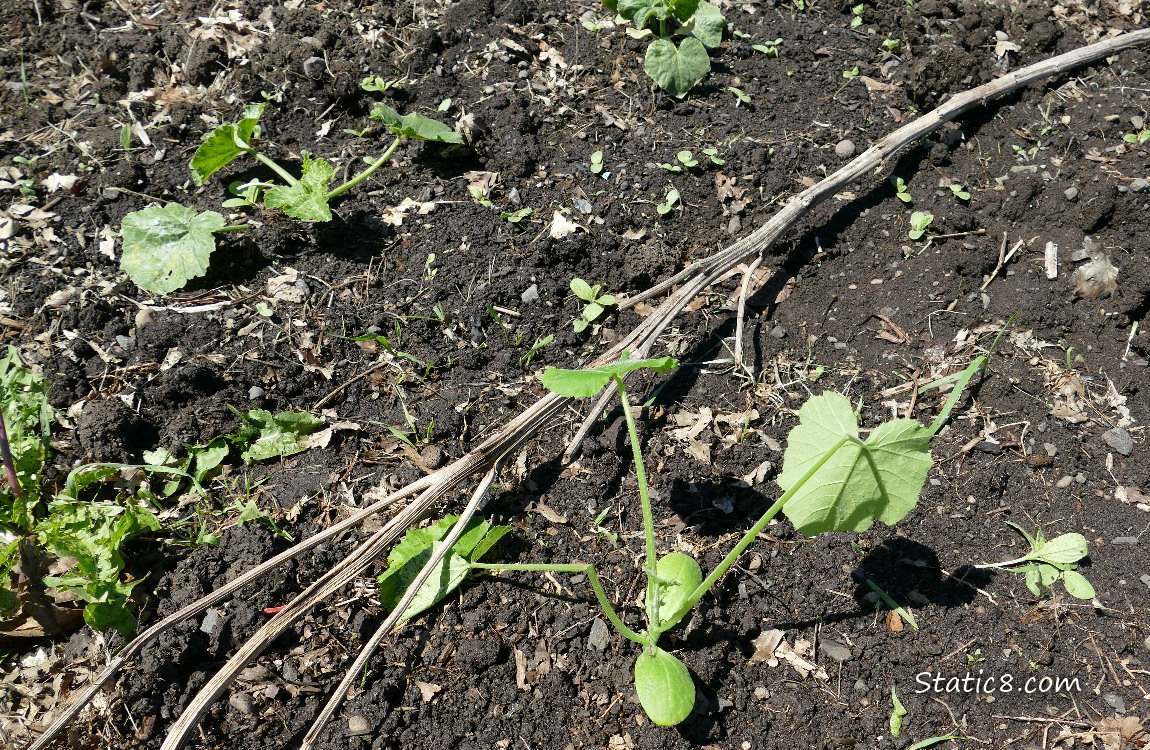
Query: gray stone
[[347, 714, 370, 734], [521, 283, 540, 304], [1111, 536, 1139, 545], [1145, 634, 1150, 653], [1056, 475, 1074, 489], [302, 56, 325, 78], [588, 617, 610, 651], [200, 608, 221, 635], [228, 692, 254, 715], [1102, 427, 1134, 456], [1131, 178, 1149, 192], [769, 326, 786, 339], [1102, 693, 1126, 712], [835, 139, 856, 158], [727, 215, 742, 235], [1043, 443, 1057, 457], [248, 386, 266, 400], [1064, 186, 1079, 201], [573, 197, 592, 214], [819, 638, 852, 663], [1140, 574, 1150, 589]]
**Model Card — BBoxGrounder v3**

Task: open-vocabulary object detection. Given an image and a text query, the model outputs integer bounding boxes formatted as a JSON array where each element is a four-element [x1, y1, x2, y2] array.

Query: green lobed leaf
[[119, 203, 226, 294], [685, 0, 724, 48], [190, 103, 264, 185], [645, 37, 711, 98], [669, 0, 700, 22], [634, 647, 695, 726], [369, 103, 462, 143], [778, 391, 933, 536], [618, 0, 670, 27], [654, 552, 702, 630], [263, 153, 335, 222], [229, 408, 325, 463]]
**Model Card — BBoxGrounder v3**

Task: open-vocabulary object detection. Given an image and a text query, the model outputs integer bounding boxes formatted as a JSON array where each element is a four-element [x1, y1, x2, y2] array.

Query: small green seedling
[[850, 3, 865, 27], [975, 522, 1094, 599], [500, 207, 532, 225], [866, 579, 919, 630], [891, 176, 913, 204], [359, 74, 404, 93], [602, 0, 726, 97], [949, 183, 971, 201], [908, 211, 933, 240], [118, 102, 459, 295], [519, 334, 554, 370], [119, 123, 132, 153], [570, 278, 616, 333], [843, 66, 860, 80], [752, 38, 783, 57], [658, 150, 698, 172], [590, 149, 605, 174], [889, 687, 907, 737], [882, 38, 901, 53], [1122, 129, 1150, 145], [657, 187, 681, 215], [701, 147, 725, 165], [729, 87, 751, 106]]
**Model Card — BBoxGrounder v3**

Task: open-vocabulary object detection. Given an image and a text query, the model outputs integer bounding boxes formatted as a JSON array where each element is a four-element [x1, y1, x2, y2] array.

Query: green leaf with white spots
[[119, 203, 226, 294]]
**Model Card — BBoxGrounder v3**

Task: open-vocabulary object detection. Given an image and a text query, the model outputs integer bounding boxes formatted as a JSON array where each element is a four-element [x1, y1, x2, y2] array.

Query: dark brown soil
[[2, 1, 1150, 749]]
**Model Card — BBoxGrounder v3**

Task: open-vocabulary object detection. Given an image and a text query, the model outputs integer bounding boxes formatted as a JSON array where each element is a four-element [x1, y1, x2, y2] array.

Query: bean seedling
[[601, 0, 726, 97], [975, 521, 1094, 599], [118, 102, 459, 294]]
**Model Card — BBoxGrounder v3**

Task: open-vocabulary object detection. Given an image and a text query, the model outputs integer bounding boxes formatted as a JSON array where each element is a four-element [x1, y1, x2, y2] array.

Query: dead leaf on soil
[[414, 680, 442, 703], [1091, 715, 1149, 750], [749, 628, 829, 680], [549, 210, 582, 239], [380, 197, 436, 227]]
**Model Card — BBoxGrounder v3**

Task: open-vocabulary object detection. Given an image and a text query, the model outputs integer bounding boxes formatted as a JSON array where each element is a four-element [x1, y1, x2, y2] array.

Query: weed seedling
[[850, 3, 865, 27], [908, 210, 934, 240], [500, 207, 532, 225], [729, 87, 751, 106], [656, 187, 681, 216], [753, 38, 783, 57], [949, 183, 971, 201], [843, 66, 861, 80], [589, 149, 605, 174], [601, 0, 726, 97], [570, 278, 616, 333], [519, 334, 554, 370], [975, 522, 1094, 599], [882, 38, 901, 53], [1123, 129, 1150, 146], [891, 176, 913, 203], [701, 147, 725, 165]]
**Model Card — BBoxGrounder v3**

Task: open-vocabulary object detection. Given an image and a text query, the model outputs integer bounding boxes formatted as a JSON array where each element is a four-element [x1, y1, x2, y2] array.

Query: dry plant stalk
[[28, 26, 1150, 750]]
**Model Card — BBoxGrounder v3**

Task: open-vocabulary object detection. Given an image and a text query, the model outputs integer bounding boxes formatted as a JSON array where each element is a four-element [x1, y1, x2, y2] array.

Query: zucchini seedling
[[601, 0, 726, 97], [386, 342, 994, 726]]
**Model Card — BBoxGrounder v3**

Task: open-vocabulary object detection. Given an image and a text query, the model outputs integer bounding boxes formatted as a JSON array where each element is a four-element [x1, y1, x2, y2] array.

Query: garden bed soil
[[2, 0, 1150, 748]]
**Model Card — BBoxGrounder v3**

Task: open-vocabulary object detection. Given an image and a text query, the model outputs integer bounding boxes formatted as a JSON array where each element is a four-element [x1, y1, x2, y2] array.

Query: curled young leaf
[[263, 153, 335, 222], [654, 552, 702, 629], [634, 647, 695, 726], [370, 104, 462, 143], [190, 103, 264, 185]]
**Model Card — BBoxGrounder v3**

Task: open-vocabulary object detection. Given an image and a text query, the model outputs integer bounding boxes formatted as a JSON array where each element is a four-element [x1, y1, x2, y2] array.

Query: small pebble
[[1102, 427, 1134, 456], [1131, 178, 1149, 192], [1111, 536, 1139, 545], [1056, 476, 1074, 489], [302, 56, 325, 78], [521, 284, 540, 304], [347, 715, 370, 734], [1043, 443, 1057, 457], [835, 139, 856, 158], [975, 441, 1002, 455], [1076, 473, 1086, 484], [853, 679, 868, 692], [228, 692, 254, 715], [1064, 186, 1079, 201], [727, 215, 742, 235], [769, 326, 786, 339], [754, 687, 770, 700], [588, 617, 610, 651], [200, 609, 221, 635], [819, 639, 852, 663], [134, 308, 155, 330], [1141, 574, 1150, 589], [248, 386, 266, 400]]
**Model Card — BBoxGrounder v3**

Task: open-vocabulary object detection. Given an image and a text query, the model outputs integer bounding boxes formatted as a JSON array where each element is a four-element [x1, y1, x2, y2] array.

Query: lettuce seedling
[[602, 0, 726, 97], [117, 103, 460, 294], [908, 210, 933, 240], [975, 522, 1094, 599]]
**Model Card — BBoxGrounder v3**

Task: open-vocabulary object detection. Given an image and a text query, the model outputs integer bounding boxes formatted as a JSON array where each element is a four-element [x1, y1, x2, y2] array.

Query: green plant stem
[[326, 135, 404, 200], [252, 152, 301, 187], [0, 409, 21, 499], [657, 435, 852, 633], [613, 376, 659, 633], [213, 224, 250, 234], [470, 561, 648, 644]]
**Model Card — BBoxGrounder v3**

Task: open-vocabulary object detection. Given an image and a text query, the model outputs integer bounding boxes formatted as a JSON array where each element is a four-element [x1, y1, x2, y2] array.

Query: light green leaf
[[654, 552, 702, 629], [263, 153, 335, 222], [120, 203, 226, 294], [634, 647, 695, 726], [907, 736, 961, 750], [618, 0, 669, 27], [542, 354, 678, 398], [890, 686, 907, 737], [229, 408, 325, 463], [190, 103, 264, 185], [377, 515, 510, 624], [685, 0, 724, 48], [369, 103, 462, 143], [570, 278, 597, 301], [1061, 570, 1095, 599], [1030, 532, 1088, 565], [645, 37, 710, 98], [778, 391, 932, 536], [0, 347, 51, 528]]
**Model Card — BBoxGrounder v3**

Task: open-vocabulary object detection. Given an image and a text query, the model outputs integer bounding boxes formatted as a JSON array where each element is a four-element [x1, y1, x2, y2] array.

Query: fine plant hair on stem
[[27, 27, 1150, 750]]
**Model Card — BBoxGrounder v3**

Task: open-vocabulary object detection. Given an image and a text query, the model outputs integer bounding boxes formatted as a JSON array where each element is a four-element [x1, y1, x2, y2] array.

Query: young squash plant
[[386, 346, 995, 726], [603, 0, 726, 97], [118, 103, 459, 295]]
